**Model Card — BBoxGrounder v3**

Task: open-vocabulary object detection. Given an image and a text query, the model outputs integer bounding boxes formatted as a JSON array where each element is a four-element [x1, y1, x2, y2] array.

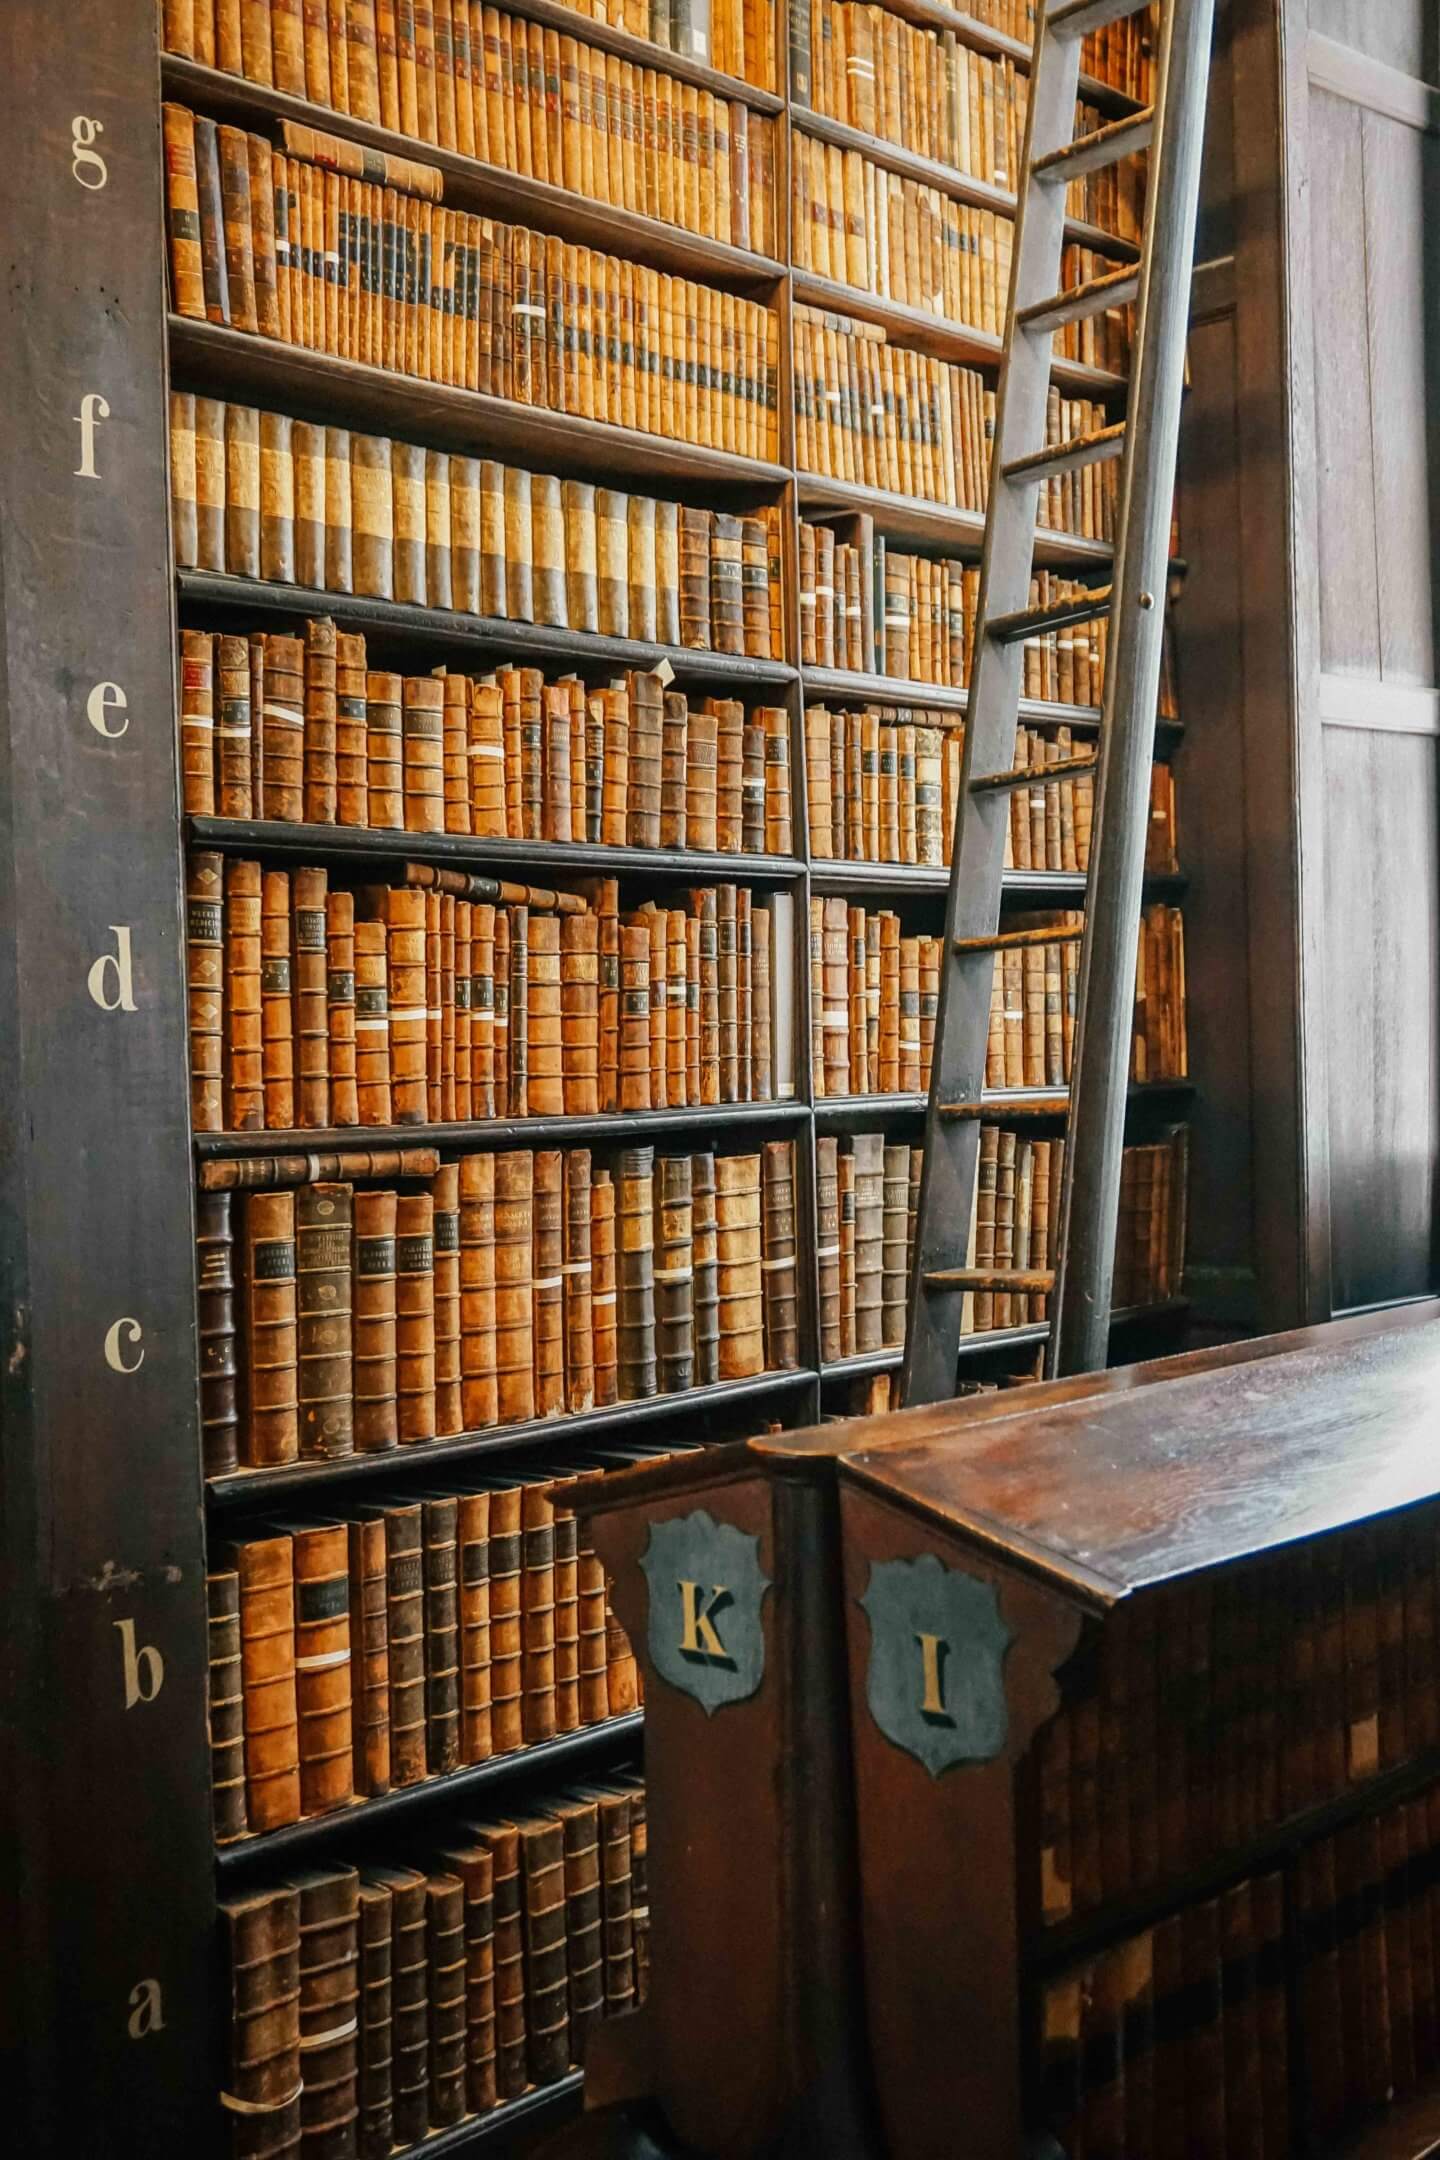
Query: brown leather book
[[240, 1191, 300, 1466], [161, 104, 207, 320], [179, 629, 216, 819], [458, 1153, 497, 1432], [291, 866, 331, 1130], [715, 1152, 764, 1377], [422, 1873, 466, 2128], [186, 848, 225, 1135], [531, 1148, 565, 1419], [356, 1880, 394, 2160], [617, 921, 651, 1115], [555, 1793, 604, 2058], [347, 1516, 391, 1799], [653, 1153, 695, 1396], [423, 1162, 460, 1440], [520, 1476, 558, 1744], [261, 869, 298, 1136], [169, 390, 199, 569], [216, 123, 259, 334], [401, 675, 445, 835], [295, 1181, 354, 1460], [814, 1132, 841, 1365], [363, 672, 403, 832], [285, 1869, 361, 2154], [191, 113, 231, 325], [457, 1489, 493, 1764], [325, 425, 355, 594], [227, 1533, 302, 1831], [760, 1139, 800, 1370], [590, 1168, 618, 1407], [617, 1145, 657, 1401], [464, 1821, 527, 2099], [525, 913, 562, 1117], [300, 617, 339, 828], [278, 1520, 354, 1818], [197, 1188, 240, 1480], [220, 1886, 301, 2151], [494, 1150, 535, 1425], [401, 1492, 458, 1777], [224, 857, 264, 1131], [261, 635, 305, 824], [549, 1475, 581, 1735], [290, 420, 326, 590], [352, 1188, 399, 1453], [258, 409, 294, 584], [214, 633, 254, 823], [378, 887, 426, 1123], [587, 1785, 636, 2017], [352, 922, 392, 1128], [192, 394, 228, 574], [364, 1866, 428, 2146], [394, 1192, 437, 1442], [513, 1813, 571, 2084], [207, 1569, 248, 1845], [574, 1530, 610, 1729], [325, 891, 360, 1128], [429, 1842, 496, 2119], [507, 903, 529, 1116], [365, 1499, 426, 1787], [486, 1480, 525, 1758]]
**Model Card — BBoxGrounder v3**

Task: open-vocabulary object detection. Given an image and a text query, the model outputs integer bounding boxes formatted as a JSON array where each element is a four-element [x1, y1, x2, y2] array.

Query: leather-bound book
[[617, 1145, 657, 1401], [417, 1494, 461, 1775], [291, 867, 330, 1130], [457, 1490, 493, 1763], [295, 1181, 353, 1460], [325, 891, 359, 1128], [467, 682, 505, 841], [760, 1140, 800, 1370], [429, 1162, 461, 1436], [742, 515, 771, 657], [627, 495, 658, 642], [596, 684, 628, 849], [190, 113, 230, 324], [423, 451, 452, 611], [685, 705, 718, 854], [644, 909, 667, 1110], [225, 403, 261, 579], [324, 426, 354, 595], [351, 434, 394, 602], [523, 913, 562, 1117], [507, 904, 530, 1117], [560, 1150, 595, 1412], [356, 1882, 394, 2160], [364, 1867, 429, 2147], [219, 1886, 301, 2157], [438, 676, 469, 841], [658, 691, 687, 850], [764, 705, 793, 855], [520, 1476, 558, 1743], [367, 1500, 426, 1785], [541, 683, 572, 843], [395, 1192, 436, 1443], [492, 911, 511, 1115], [653, 498, 681, 644], [881, 1142, 909, 1348], [281, 1520, 354, 1817], [575, 1531, 610, 1727], [716, 1152, 764, 1377], [197, 1188, 240, 1479], [430, 1843, 497, 2118], [617, 922, 651, 1113], [260, 635, 305, 826], [605, 1601, 640, 1719], [653, 1153, 695, 1395], [549, 1475, 581, 1735], [378, 888, 426, 1122], [562, 478, 599, 631], [187, 848, 225, 1134], [595, 488, 629, 637], [207, 1570, 248, 1844], [465, 1822, 527, 2099], [388, 439, 425, 606], [192, 395, 227, 574], [486, 1479, 524, 1757], [494, 1151, 536, 1425], [224, 857, 264, 1131], [161, 105, 206, 320], [588, 1785, 636, 2016], [590, 1167, 618, 1407], [400, 676, 444, 836], [625, 1778, 650, 2003], [364, 672, 403, 831], [449, 455, 480, 613], [679, 1149, 716, 1386], [847, 907, 869, 1095], [531, 1149, 565, 1419], [678, 505, 710, 648], [556, 913, 598, 1118], [851, 1130, 885, 1355], [169, 390, 198, 569], [216, 123, 258, 334], [554, 1794, 604, 2057], [352, 923, 392, 1128], [713, 697, 745, 853], [815, 1134, 841, 1364], [695, 886, 720, 1106], [301, 617, 338, 827], [666, 908, 688, 1107], [258, 409, 294, 585], [710, 512, 744, 655], [750, 902, 772, 1100], [458, 1154, 497, 1432], [227, 1532, 302, 1831], [285, 419, 322, 590], [503, 466, 535, 621], [423, 1874, 467, 2128], [347, 1517, 391, 1798], [241, 1191, 300, 1466], [530, 471, 565, 624], [513, 1813, 571, 2084], [179, 629, 216, 819], [352, 1188, 399, 1453]]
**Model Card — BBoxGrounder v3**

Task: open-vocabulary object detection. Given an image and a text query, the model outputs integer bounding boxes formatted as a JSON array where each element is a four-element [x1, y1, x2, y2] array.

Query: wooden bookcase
[[0, 2, 1198, 2153]]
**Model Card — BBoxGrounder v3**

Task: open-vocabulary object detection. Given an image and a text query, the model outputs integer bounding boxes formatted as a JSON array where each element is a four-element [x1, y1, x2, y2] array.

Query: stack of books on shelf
[[178, 629, 793, 844], [200, 1142, 800, 1474], [170, 398, 787, 653], [221, 1773, 649, 2148]]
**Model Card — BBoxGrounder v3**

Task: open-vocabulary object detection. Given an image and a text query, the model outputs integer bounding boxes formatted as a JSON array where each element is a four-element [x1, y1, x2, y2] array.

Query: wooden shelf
[[822, 1347, 906, 1381], [799, 669, 1185, 751], [194, 1097, 810, 1162], [187, 813, 805, 889], [851, 0, 1149, 119], [161, 57, 785, 290], [795, 473, 1119, 564], [806, 861, 1185, 902], [167, 318, 791, 494], [206, 1368, 819, 1508], [789, 107, 1141, 263], [346, 2071, 585, 2158], [215, 1713, 643, 1874], [814, 1093, 927, 1127], [177, 569, 798, 688]]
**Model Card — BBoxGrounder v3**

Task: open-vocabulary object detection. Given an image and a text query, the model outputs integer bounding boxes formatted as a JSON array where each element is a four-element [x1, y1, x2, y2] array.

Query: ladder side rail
[[1048, 0, 1217, 1377], [902, 14, 1086, 1408]]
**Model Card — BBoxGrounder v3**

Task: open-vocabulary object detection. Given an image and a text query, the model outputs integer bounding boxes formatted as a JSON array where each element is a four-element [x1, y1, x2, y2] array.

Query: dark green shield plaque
[[860, 1553, 1013, 1776], [639, 1509, 771, 1715]]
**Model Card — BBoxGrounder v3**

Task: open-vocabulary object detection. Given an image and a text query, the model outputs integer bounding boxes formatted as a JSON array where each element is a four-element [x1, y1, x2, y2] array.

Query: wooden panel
[[1323, 725, 1440, 1309], [1175, 309, 1258, 1326], [1307, 0, 1438, 87], [1310, 86, 1382, 675], [1361, 110, 1440, 685]]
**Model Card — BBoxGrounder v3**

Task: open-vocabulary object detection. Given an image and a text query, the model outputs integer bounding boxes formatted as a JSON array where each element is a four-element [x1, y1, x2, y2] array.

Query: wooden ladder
[[902, 0, 1214, 1404]]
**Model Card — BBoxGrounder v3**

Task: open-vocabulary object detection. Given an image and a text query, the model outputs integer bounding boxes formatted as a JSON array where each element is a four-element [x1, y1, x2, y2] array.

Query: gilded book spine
[[296, 1181, 354, 1459], [290, 1521, 355, 1816]]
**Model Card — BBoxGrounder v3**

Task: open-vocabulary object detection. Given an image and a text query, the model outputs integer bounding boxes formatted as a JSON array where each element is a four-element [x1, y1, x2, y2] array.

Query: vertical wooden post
[[0, 3, 215, 2149]]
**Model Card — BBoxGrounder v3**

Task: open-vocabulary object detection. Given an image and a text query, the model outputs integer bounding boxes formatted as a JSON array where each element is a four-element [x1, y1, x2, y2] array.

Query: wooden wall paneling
[[1321, 720, 1440, 1308], [1229, 0, 1334, 1328], [0, 0, 215, 2150], [1306, 0, 1439, 85]]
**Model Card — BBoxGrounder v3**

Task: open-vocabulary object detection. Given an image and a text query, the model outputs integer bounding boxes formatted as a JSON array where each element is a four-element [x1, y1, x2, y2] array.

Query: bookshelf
[[0, 0, 1190, 2153]]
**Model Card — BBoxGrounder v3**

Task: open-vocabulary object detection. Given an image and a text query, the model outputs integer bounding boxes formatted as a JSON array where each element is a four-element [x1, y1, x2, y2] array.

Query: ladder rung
[[988, 586, 1112, 645], [1047, 0, 1148, 40], [954, 924, 1086, 955], [1020, 265, 1140, 338], [1003, 423, 1127, 488], [924, 1267, 1056, 1294], [939, 1094, 1071, 1120], [971, 754, 1098, 795], [1033, 107, 1156, 184]]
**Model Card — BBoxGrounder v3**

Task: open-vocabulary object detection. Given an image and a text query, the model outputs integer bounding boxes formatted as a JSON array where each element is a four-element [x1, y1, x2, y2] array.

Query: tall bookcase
[[0, 1, 1193, 2153]]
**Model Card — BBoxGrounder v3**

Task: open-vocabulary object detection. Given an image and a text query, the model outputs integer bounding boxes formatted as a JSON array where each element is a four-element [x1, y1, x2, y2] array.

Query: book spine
[[353, 1187, 399, 1452], [234, 1535, 302, 1830], [421, 1494, 461, 1774], [292, 1521, 356, 1816], [296, 1180, 355, 1459], [348, 1516, 392, 1798], [617, 1144, 657, 1400], [206, 1569, 249, 1844]]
